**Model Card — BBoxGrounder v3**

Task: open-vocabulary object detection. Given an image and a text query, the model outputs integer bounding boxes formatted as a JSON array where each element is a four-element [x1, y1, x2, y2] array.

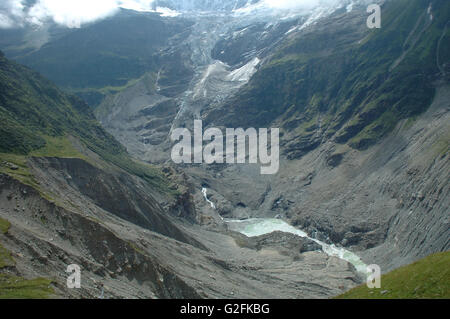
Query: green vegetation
[[5, 11, 191, 106], [68, 74, 153, 107], [0, 245, 14, 269], [30, 135, 86, 159], [0, 153, 39, 189], [0, 246, 54, 299], [0, 52, 111, 155], [0, 275, 55, 299], [337, 252, 450, 299], [0, 217, 14, 269], [0, 217, 55, 298], [222, 0, 449, 153], [94, 72, 157, 119], [96, 75, 148, 96], [0, 51, 171, 194], [0, 217, 10, 235], [0, 241, 14, 269]]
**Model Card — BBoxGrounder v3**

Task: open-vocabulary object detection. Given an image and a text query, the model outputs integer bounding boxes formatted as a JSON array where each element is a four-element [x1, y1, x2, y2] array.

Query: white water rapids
[[202, 188, 367, 273], [202, 187, 216, 209], [227, 218, 367, 273]]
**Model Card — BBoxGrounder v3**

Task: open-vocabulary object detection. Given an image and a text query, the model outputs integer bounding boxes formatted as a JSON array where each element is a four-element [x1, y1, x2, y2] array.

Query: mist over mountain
[[0, 0, 372, 29]]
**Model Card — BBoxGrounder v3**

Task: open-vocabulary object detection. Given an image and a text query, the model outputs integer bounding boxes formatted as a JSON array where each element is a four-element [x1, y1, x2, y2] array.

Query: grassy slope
[[0, 217, 13, 269], [337, 252, 450, 299], [0, 217, 55, 299], [0, 51, 171, 193], [0, 217, 10, 234], [0, 275, 54, 299]]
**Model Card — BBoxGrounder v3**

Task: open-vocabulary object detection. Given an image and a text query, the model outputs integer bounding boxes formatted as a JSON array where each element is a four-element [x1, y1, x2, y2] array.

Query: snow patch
[[226, 57, 260, 82], [156, 7, 181, 17]]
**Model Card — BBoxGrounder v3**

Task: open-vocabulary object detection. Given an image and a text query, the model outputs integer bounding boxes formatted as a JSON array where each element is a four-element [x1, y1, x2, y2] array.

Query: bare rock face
[[186, 84, 449, 276], [0, 170, 363, 299], [28, 157, 204, 250], [0, 173, 201, 299], [289, 85, 450, 272]]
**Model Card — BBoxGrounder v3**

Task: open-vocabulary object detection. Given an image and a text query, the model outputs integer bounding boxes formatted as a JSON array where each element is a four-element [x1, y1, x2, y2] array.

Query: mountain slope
[[193, 0, 450, 273], [337, 251, 450, 299], [1, 10, 194, 106], [0, 50, 118, 154], [206, 0, 449, 156], [0, 49, 183, 193], [0, 52, 365, 299], [0, 50, 205, 246], [0, 52, 209, 298], [89, 1, 449, 276]]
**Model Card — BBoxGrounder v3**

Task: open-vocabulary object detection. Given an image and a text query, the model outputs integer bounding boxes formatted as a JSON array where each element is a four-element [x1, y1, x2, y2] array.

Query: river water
[[226, 218, 367, 273], [202, 187, 217, 209]]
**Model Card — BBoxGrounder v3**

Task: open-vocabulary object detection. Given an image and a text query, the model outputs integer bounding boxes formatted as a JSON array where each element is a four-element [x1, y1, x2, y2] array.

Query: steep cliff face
[[0, 174, 201, 299], [197, 0, 450, 272], [28, 157, 204, 249], [94, 0, 449, 165], [269, 84, 450, 272], [182, 80, 449, 272], [207, 0, 448, 156]]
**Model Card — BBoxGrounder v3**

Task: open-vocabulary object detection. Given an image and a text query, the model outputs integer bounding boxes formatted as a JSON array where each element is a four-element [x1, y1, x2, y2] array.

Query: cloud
[[0, 0, 364, 29], [27, 0, 120, 28], [0, 13, 15, 28], [0, 0, 156, 29], [118, 0, 154, 12], [0, 13, 14, 28], [0, 0, 25, 28]]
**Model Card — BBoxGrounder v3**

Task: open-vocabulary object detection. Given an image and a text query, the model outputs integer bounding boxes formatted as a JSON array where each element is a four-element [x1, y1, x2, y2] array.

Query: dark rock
[[327, 153, 344, 168], [4, 162, 19, 170], [234, 231, 323, 256]]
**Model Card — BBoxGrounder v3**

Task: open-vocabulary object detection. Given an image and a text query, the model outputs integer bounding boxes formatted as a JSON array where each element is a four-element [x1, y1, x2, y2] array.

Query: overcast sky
[[0, 0, 353, 29]]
